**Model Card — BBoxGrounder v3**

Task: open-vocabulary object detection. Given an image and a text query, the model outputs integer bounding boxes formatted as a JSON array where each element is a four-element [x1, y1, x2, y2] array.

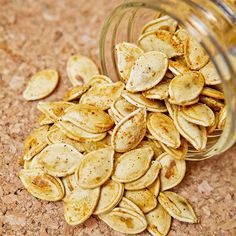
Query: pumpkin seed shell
[[79, 82, 124, 110], [146, 203, 172, 236], [98, 207, 147, 234], [126, 51, 168, 92], [142, 78, 170, 100], [141, 15, 178, 34], [23, 125, 50, 161], [138, 30, 183, 58], [61, 104, 114, 133], [115, 42, 143, 83], [64, 186, 100, 225], [111, 108, 147, 152], [66, 54, 99, 86], [158, 191, 198, 223], [38, 143, 83, 177], [23, 69, 59, 101], [169, 71, 204, 105], [184, 36, 209, 70], [147, 112, 181, 148], [125, 189, 157, 213], [180, 103, 215, 127], [19, 168, 64, 201], [76, 147, 114, 188], [112, 146, 153, 183], [125, 160, 161, 190], [122, 90, 167, 112], [94, 179, 124, 215], [157, 153, 186, 191]]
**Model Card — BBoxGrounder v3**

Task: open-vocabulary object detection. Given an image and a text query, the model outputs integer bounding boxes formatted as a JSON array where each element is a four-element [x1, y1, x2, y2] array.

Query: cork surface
[[0, 0, 236, 235]]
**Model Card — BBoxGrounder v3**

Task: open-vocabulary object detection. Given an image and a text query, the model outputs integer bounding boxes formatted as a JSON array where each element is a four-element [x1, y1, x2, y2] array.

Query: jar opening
[[99, 0, 236, 160]]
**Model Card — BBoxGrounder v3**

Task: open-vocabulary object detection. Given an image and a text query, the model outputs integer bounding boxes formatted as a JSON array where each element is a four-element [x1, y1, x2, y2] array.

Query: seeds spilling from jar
[[20, 14, 226, 235]]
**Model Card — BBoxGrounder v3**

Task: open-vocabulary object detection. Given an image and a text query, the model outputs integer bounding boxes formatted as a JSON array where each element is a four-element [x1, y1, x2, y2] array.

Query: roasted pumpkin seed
[[111, 108, 146, 152], [126, 51, 168, 92], [99, 207, 147, 234], [110, 97, 136, 119], [76, 147, 114, 188], [147, 177, 161, 197], [94, 179, 124, 215], [199, 95, 224, 112], [138, 30, 183, 58], [115, 42, 143, 83], [63, 85, 90, 101], [169, 71, 204, 106], [38, 143, 83, 177], [64, 186, 100, 225], [142, 78, 170, 100], [122, 90, 167, 112], [46, 127, 86, 152], [125, 189, 157, 213], [80, 82, 124, 110], [87, 74, 112, 86], [141, 15, 178, 34], [157, 153, 186, 191], [218, 106, 227, 129], [173, 108, 207, 150], [146, 203, 172, 236], [37, 101, 73, 121], [56, 120, 107, 142], [124, 160, 161, 190], [158, 191, 198, 223], [19, 168, 64, 201], [23, 69, 59, 101], [66, 54, 99, 86], [180, 103, 215, 127], [61, 104, 114, 133], [201, 87, 224, 100], [112, 146, 153, 183], [147, 112, 181, 148], [184, 36, 209, 70], [200, 61, 221, 85], [119, 197, 144, 216], [160, 138, 188, 160], [23, 125, 49, 161]]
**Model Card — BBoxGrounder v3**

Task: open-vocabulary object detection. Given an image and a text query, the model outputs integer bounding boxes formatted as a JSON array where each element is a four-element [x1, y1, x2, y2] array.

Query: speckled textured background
[[0, 0, 236, 235]]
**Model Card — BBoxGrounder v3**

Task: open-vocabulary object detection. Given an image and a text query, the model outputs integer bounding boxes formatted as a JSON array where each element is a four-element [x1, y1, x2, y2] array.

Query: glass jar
[[99, 0, 236, 160]]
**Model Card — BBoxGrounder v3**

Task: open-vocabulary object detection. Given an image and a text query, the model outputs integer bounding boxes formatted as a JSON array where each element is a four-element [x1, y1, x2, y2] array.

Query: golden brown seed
[[111, 108, 147, 152], [184, 36, 209, 70], [147, 112, 181, 148], [158, 191, 198, 223], [138, 30, 183, 58], [169, 71, 204, 106]]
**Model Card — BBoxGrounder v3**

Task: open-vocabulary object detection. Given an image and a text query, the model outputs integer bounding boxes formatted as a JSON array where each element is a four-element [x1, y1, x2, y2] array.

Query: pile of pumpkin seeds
[[19, 14, 227, 235]]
